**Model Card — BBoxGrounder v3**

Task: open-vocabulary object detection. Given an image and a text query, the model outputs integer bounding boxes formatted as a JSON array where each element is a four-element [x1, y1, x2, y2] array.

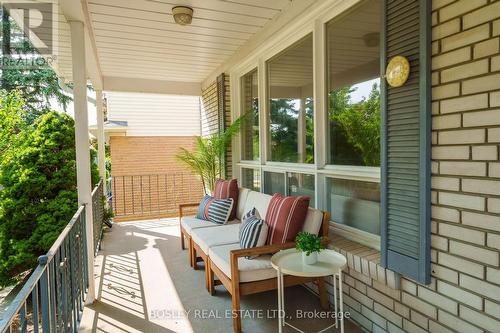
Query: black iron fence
[[91, 181, 104, 253], [111, 173, 204, 220], [0, 181, 106, 333]]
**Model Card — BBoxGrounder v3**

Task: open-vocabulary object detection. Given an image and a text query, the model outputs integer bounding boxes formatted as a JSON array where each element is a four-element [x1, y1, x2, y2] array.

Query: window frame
[[239, 67, 260, 163]]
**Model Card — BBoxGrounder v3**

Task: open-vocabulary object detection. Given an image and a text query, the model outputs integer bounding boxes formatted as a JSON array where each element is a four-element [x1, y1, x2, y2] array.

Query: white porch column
[[96, 90, 107, 195], [69, 20, 95, 304]]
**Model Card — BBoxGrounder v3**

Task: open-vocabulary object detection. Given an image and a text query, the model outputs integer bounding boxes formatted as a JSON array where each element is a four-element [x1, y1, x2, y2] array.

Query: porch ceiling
[[49, 0, 292, 94]]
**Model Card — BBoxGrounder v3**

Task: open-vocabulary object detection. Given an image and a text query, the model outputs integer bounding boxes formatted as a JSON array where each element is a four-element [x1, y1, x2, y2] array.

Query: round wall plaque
[[385, 56, 410, 87]]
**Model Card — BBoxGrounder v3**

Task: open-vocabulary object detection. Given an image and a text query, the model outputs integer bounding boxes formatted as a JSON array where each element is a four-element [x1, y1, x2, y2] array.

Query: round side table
[[271, 248, 347, 333]]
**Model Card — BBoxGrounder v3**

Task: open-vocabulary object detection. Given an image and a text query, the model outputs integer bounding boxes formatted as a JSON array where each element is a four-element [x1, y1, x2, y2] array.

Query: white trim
[[103, 76, 201, 95], [320, 166, 381, 182]]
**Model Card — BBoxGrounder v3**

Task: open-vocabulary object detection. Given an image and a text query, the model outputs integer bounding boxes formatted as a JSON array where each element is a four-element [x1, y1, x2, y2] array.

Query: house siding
[[309, 1, 500, 332], [107, 92, 201, 137], [201, 74, 233, 179]]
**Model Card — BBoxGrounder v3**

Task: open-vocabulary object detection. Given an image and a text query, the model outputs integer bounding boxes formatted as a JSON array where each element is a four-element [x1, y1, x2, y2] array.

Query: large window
[[267, 34, 314, 164], [327, 178, 380, 235], [324, 0, 381, 236], [327, 1, 381, 167], [263, 171, 285, 195], [288, 173, 315, 208], [241, 168, 261, 191], [236, 0, 382, 243], [240, 69, 259, 161]]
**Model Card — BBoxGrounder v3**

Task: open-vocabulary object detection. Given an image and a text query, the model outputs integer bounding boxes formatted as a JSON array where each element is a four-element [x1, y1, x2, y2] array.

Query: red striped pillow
[[265, 193, 310, 245], [213, 179, 239, 220]]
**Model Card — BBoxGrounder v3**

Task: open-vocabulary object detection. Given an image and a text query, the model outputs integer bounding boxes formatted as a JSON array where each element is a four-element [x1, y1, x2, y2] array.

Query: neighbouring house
[[90, 92, 205, 221]]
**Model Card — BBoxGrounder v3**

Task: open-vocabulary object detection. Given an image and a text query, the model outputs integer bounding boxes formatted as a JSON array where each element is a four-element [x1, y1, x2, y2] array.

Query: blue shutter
[[217, 73, 228, 178], [380, 0, 431, 284]]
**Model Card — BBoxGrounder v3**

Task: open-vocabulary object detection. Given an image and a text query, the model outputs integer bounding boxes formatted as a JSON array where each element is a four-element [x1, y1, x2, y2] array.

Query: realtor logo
[[1, 1, 55, 55]]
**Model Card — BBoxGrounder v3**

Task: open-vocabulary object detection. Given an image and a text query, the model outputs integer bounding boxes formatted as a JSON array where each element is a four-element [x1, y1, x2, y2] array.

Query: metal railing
[[0, 206, 88, 333], [91, 180, 104, 253], [111, 172, 204, 219]]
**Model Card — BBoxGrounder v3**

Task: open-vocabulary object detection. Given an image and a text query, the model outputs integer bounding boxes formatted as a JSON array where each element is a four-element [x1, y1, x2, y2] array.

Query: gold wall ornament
[[385, 56, 410, 87]]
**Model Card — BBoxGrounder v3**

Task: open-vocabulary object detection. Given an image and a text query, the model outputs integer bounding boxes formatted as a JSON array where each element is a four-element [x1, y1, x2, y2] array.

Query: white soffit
[[88, 0, 292, 91]]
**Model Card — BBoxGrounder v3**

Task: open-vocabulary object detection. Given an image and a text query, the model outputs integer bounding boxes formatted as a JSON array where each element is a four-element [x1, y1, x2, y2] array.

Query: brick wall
[[201, 74, 233, 179], [313, 1, 500, 332], [110, 136, 204, 221]]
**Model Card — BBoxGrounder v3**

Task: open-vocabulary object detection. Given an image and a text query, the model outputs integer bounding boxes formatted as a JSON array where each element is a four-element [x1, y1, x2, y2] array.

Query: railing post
[[38, 255, 52, 332], [96, 90, 107, 196]]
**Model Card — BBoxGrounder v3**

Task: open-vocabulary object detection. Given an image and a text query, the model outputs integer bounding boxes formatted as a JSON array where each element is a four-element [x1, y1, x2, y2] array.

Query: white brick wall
[[330, 1, 500, 332]]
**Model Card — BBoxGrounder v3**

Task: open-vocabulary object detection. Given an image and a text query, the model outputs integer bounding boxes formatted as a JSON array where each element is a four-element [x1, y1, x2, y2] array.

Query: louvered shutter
[[217, 73, 228, 178], [380, 0, 431, 284]]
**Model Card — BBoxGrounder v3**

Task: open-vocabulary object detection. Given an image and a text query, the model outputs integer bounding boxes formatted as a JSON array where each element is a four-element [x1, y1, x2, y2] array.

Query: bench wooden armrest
[[178, 202, 200, 218], [230, 237, 330, 260], [230, 242, 296, 260]]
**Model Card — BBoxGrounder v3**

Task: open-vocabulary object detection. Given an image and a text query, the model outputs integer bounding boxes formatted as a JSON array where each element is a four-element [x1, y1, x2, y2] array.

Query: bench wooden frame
[[207, 211, 331, 333], [179, 203, 201, 267]]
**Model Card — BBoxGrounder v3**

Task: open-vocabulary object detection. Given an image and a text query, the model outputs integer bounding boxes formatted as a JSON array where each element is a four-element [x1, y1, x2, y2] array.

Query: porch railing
[[111, 172, 204, 220], [91, 180, 104, 253], [0, 206, 89, 333]]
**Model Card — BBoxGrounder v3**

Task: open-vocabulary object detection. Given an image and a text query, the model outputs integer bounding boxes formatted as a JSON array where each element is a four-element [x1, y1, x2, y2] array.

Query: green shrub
[[0, 92, 98, 286]]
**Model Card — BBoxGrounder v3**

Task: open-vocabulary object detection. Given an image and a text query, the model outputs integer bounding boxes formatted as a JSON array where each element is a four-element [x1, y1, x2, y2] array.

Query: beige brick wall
[[110, 136, 204, 221], [315, 1, 500, 332]]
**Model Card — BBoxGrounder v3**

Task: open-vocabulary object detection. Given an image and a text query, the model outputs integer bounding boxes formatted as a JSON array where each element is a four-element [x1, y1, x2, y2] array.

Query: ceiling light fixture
[[172, 6, 193, 26]]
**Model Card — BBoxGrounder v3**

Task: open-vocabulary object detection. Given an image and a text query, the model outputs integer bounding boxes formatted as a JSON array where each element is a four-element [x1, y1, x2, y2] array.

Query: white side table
[[271, 248, 347, 333]]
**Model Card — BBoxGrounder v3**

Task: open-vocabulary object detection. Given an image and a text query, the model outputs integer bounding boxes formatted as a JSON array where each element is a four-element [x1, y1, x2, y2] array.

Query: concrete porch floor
[[78, 218, 363, 333]]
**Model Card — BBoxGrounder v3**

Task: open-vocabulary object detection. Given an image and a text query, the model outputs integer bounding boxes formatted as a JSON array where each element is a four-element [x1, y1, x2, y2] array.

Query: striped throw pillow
[[214, 179, 239, 220], [196, 195, 213, 220], [239, 216, 268, 259], [207, 198, 234, 224], [265, 193, 310, 245], [241, 207, 261, 225]]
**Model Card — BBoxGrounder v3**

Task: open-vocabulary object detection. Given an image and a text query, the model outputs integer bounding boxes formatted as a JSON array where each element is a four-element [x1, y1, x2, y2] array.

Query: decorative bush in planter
[[295, 231, 325, 265]]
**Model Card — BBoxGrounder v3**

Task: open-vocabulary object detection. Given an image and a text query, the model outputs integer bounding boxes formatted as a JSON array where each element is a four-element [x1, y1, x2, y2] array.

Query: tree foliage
[[269, 98, 314, 163], [329, 83, 381, 166], [0, 92, 98, 286], [1, 8, 71, 122]]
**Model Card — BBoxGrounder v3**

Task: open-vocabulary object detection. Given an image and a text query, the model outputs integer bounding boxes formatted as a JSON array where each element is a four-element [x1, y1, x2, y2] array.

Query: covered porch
[[1, 0, 500, 332], [78, 218, 362, 333]]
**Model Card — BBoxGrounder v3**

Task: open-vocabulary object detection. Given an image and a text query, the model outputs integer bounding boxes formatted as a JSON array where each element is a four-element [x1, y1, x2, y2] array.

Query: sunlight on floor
[[79, 218, 194, 333]]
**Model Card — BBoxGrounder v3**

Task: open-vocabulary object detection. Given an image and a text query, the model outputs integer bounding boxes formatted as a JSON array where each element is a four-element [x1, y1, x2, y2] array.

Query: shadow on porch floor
[[78, 218, 362, 333]]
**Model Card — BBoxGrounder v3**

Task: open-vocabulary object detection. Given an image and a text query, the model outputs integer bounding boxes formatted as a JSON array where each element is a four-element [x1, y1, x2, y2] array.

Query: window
[[287, 173, 315, 207], [267, 34, 314, 164], [326, 178, 380, 235], [241, 168, 261, 191], [241, 69, 259, 160], [326, 0, 381, 167], [263, 171, 285, 195]]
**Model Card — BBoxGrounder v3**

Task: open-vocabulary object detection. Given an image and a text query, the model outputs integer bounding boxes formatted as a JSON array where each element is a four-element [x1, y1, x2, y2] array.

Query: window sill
[[328, 229, 401, 290]]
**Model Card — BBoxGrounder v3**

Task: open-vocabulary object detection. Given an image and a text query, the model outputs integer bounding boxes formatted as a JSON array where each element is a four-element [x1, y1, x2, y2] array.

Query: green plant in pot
[[295, 231, 325, 265]]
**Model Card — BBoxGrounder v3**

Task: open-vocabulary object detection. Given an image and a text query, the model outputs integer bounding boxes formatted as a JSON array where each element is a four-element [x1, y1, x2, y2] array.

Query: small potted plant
[[295, 231, 325, 265]]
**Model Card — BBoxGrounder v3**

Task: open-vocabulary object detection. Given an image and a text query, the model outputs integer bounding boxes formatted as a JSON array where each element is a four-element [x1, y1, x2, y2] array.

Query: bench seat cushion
[[181, 216, 219, 234], [208, 243, 276, 283], [181, 216, 240, 235], [191, 224, 240, 254]]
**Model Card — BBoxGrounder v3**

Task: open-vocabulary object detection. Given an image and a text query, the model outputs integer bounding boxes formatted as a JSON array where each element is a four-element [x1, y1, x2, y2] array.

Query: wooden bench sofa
[[179, 188, 330, 333]]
